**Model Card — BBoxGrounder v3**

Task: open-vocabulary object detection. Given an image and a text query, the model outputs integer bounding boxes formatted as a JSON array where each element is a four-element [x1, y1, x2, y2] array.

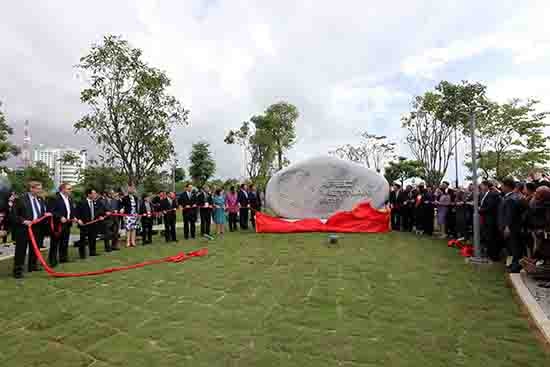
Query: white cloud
[[1, 0, 549, 179], [401, 1, 550, 78]]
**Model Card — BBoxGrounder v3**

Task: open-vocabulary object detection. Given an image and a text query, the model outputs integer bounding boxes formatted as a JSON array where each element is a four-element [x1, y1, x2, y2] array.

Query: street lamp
[[457, 103, 489, 264]]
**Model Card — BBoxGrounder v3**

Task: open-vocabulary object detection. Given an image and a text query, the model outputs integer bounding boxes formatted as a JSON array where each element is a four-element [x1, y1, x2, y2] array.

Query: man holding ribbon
[[12, 181, 49, 279], [48, 183, 76, 266], [76, 188, 105, 259]]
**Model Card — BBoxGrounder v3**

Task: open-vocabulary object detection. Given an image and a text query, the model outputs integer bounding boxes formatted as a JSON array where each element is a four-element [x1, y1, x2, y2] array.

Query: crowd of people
[[4, 180, 262, 279], [389, 170, 550, 276]]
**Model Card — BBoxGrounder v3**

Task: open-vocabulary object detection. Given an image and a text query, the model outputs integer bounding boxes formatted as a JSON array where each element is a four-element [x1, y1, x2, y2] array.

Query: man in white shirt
[[48, 183, 75, 267]]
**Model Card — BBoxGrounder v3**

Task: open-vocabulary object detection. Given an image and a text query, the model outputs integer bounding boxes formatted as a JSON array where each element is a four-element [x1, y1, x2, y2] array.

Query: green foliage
[[225, 102, 298, 183], [142, 171, 170, 194], [70, 185, 86, 203], [384, 157, 425, 186], [74, 35, 189, 184], [402, 80, 488, 186], [225, 118, 276, 184], [0, 102, 20, 163], [188, 141, 216, 187], [7, 162, 54, 193], [467, 99, 550, 181], [58, 151, 82, 166], [79, 164, 128, 193], [262, 102, 299, 170], [174, 167, 186, 182]]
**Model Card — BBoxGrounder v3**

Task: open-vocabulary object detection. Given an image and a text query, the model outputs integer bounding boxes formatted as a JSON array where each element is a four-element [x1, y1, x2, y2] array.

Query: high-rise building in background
[[21, 120, 31, 167], [32, 145, 87, 188]]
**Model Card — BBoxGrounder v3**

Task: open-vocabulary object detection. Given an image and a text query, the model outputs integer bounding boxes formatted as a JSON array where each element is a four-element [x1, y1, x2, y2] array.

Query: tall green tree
[[262, 102, 299, 170], [189, 141, 216, 187], [174, 167, 186, 183], [224, 118, 276, 186], [75, 35, 189, 185], [402, 80, 488, 186], [0, 102, 20, 165], [465, 99, 549, 180], [384, 157, 425, 187], [8, 162, 54, 193]]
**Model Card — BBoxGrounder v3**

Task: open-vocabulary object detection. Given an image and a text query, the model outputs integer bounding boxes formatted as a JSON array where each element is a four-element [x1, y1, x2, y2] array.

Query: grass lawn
[[0, 230, 548, 366]]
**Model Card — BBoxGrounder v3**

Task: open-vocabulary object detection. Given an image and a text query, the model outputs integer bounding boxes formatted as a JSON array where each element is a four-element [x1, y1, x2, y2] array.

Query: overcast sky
[[1, 0, 549, 181]]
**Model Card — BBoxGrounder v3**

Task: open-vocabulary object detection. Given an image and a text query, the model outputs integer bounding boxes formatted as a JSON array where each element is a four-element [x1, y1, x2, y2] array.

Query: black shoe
[[507, 264, 522, 273], [60, 259, 69, 263], [105, 248, 112, 252], [13, 273, 23, 279], [29, 266, 42, 272], [90, 253, 99, 257], [112, 247, 120, 251]]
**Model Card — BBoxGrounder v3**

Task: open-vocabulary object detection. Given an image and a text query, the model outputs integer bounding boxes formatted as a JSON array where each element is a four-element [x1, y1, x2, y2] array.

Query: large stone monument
[[265, 156, 389, 219]]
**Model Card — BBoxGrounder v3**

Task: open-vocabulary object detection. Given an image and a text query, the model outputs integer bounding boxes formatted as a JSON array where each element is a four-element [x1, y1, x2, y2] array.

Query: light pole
[[172, 157, 179, 193], [462, 106, 488, 264], [454, 126, 459, 189], [468, 111, 485, 263]]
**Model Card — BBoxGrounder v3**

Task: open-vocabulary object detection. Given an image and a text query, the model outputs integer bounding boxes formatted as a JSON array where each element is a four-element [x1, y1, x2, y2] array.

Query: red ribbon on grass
[[26, 215, 208, 278]]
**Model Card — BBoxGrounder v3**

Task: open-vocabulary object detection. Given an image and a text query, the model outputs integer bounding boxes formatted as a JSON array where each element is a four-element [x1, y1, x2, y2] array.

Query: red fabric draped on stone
[[255, 202, 390, 233]]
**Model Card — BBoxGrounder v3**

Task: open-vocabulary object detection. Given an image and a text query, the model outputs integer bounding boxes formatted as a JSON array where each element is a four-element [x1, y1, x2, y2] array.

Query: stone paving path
[[522, 272, 550, 318]]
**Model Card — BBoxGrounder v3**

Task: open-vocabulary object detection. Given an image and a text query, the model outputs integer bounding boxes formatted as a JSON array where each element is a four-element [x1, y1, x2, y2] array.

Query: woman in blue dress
[[212, 188, 226, 235]]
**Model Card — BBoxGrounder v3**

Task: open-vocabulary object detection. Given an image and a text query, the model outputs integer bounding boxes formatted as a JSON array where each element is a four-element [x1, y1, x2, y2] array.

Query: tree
[[0, 102, 20, 165], [58, 151, 82, 166], [465, 99, 550, 181], [174, 167, 186, 182], [261, 102, 299, 170], [79, 163, 128, 192], [74, 35, 189, 185], [402, 81, 488, 187], [8, 162, 54, 193], [189, 141, 216, 187], [330, 132, 396, 171], [224, 118, 276, 185], [384, 157, 425, 187], [142, 171, 170, 193]]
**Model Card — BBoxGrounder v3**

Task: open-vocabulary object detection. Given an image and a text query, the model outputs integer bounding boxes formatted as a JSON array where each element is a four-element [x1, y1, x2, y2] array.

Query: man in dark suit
[[196, 186, 213, 237], [48, 183, 75, 266], [139, 193, 154, 244], [12, 181, 49, 278], [160, 191, 177, 242], [248, 184, 262, 229], [396, 185, 408, 231], [498, 178, 525, 273], [101, 190, 120, 252], [178, 184, 197, 239], [76, 188, 105, 258], [389, 183, 403, 231], [238, 184, 250, 230], [479, 180, 502, 261]]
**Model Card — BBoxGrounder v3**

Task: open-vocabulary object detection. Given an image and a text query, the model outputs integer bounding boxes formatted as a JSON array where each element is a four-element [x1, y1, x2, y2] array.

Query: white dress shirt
[[60, 193, 71, 218]]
